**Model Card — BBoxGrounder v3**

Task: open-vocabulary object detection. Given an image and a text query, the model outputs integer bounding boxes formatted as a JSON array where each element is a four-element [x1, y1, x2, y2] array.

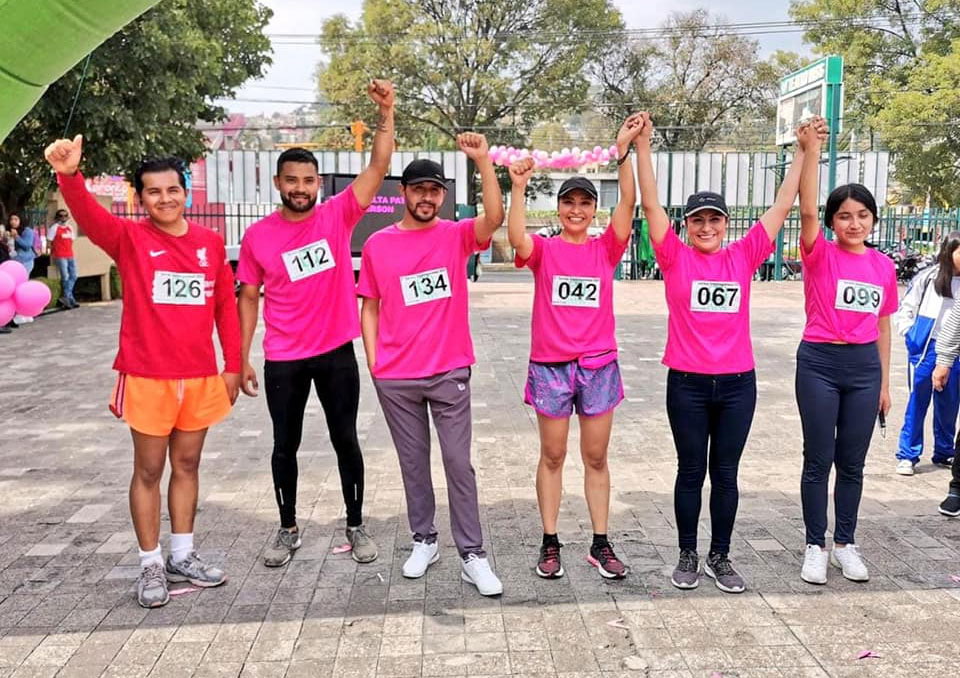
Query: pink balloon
[[0, 260, 27, 286], [13, 280, 51, 318], [0, 271, 14, 301], [0, 299, 14, 325]]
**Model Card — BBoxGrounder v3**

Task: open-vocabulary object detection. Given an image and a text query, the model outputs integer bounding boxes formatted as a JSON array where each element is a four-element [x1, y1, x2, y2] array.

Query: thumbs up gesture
[[44, 134, 84, 176]]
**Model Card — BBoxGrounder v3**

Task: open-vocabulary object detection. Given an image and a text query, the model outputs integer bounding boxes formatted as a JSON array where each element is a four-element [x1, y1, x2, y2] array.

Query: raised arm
[[610, 113, 643, 242], [798, 118, 825, 252], [457, 133, 504, 244], [350, 80, 396, 209], [44, 134, 126, 258], [632, 113, 671, 245], [507, 158, 535, 261]]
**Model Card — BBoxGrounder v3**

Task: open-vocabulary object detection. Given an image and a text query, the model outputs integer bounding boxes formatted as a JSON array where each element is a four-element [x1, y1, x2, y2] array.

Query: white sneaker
[[830, 545, 869, 582], [896, 459, 916, 475], [800, 544, 828, 585], [461, 553, 503, 596], [402, 540, 439, 578]]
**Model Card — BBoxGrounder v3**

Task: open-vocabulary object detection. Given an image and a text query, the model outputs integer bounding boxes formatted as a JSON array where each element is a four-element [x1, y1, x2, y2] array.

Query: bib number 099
[[152, 271, 206, 306], [690, 281, 741, 313], [401, 267, 452, 306], [835, 279, 882, 314]]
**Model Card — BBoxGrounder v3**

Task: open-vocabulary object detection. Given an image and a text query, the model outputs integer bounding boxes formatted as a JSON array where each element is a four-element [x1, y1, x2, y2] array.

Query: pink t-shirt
[[516, 227, 629, 362], [654, 222, 774, 374], [357, 219, 489, 379], [800, 231, 898, 343], [237, 188, 365, 361]]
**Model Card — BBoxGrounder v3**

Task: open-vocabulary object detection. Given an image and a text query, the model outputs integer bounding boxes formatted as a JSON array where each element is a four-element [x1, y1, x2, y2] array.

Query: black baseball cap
[[684, 191, 728, 218], [557, 176, 598, 201], [401, 159, 447, 187]]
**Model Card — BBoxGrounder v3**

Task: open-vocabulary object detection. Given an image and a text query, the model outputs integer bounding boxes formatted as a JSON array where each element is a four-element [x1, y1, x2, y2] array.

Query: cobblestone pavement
[[1, 276, 959, 678]]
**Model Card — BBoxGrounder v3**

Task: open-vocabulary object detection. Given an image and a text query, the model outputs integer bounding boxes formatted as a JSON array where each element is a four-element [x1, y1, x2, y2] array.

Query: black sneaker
[[939, 492, 960, 517], [671, 549, 699, 589], [587, 541, 628, 579], [536, 542, 564, 579], [704, 551, 745, 593], [933, 456, 955, 468]]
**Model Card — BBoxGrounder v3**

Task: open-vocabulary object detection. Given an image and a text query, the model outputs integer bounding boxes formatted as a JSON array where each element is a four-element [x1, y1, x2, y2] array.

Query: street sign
[[776, 56, 843, 146]]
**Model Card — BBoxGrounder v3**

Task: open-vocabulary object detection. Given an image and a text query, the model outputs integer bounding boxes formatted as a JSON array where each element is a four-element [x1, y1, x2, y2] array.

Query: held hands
[[222, 371, 241, 405], [509, 157, 535, 188], [367, 79, 395, 109], [616, 112, 645, 153], [633, 112, 654, 148], [933, 365, 950, 392], [796, 116, 828, 152], [44, 134, 83, 175], [457, 132, 489, 161]]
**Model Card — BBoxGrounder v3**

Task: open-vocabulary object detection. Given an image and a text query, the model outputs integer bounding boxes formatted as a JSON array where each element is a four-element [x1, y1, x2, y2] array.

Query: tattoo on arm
[[375, 111, 391, 133]]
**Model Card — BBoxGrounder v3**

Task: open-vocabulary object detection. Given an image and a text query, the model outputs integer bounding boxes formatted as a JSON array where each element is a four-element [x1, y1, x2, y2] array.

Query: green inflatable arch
[[0, 0, 160, 143]]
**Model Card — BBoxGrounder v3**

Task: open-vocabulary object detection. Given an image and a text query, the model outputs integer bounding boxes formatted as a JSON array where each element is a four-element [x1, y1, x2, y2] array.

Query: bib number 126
[[152, 271, 205, 305], [401, 267, 451, 306]]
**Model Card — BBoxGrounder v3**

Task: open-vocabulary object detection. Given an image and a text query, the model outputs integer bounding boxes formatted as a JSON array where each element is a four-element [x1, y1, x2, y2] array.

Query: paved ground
[[1, 275, 959, 678]]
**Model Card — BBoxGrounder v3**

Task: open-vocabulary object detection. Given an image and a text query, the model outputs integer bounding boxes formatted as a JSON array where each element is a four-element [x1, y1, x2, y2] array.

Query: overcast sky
[[226, 0, 810, 116]]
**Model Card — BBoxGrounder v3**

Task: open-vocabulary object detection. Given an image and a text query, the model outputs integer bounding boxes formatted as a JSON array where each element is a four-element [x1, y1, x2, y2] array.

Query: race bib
[[152, 271, 206, 306], [282, 239, 335, 282], [401, 267, 452, 306], [835, 279, 882, 314], [551, 276, 600, 308], [690, 281, 741, 313]]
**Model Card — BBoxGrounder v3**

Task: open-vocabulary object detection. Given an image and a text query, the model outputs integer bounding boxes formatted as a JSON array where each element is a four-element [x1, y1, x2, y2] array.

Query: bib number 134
[[690, 281, 741, 313], [835, 279, 882, 314], [401, 267, 451, 306]]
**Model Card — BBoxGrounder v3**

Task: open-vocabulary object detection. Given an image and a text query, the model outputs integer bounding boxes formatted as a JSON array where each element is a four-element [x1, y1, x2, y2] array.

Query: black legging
[[264, 341, 365, 528], [666, 369, 757, 554]]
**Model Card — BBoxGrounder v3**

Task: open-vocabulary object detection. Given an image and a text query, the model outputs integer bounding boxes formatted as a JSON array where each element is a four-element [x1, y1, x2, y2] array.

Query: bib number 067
[[690, 281, 741, 313]]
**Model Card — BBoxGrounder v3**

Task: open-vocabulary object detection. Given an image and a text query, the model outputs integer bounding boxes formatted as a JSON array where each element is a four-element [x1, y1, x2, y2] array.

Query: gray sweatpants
[[373, 367, 484, 557]]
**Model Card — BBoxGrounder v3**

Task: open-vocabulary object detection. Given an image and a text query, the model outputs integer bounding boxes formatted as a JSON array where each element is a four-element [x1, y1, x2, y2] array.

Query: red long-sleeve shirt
[[58, 171, 241, 378]]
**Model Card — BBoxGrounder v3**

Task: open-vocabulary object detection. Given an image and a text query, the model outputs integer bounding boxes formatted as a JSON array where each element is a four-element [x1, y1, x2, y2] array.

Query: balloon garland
[[0, 260, 52, 323], [488, 144, 620, 171]]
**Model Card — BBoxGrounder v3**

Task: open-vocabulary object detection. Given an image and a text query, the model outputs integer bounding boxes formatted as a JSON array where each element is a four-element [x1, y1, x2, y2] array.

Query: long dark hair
[[824, 183, 878, 231], [935, 231, 960, 298]]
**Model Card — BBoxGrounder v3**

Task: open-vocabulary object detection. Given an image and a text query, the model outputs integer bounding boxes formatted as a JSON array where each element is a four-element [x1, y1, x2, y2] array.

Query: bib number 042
[[835, 279, 882, 314], [690, 281, 741, 313], [282, 239, 334, 282], [551, 276, 600, 307], [152, 271, 205, 306], [401, 267, 452, 306]]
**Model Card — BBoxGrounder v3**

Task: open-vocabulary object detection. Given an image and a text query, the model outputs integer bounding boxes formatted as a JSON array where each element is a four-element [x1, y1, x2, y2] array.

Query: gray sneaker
[[704, 551, 745, 593], [165, 552, 227, 587], [137, 562, 170, 608], [671, 549, 700, 589], [346, 525, 378, 563], [264, 527, 301, 567]]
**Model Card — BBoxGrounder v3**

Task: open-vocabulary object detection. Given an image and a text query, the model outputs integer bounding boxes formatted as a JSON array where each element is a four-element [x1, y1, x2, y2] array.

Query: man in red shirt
[[48, 209, 79, 308], [45, 135, 241, 609]]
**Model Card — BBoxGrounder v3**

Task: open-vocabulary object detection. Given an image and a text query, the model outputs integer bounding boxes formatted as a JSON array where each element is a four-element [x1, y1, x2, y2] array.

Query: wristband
[[617, 150, 630, 166]]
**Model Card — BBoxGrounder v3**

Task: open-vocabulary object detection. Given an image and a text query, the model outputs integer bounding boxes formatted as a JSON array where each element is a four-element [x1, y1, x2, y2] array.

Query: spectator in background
[[1, 224, 13, 333], [12, 214, 36, 275], [5, 214, 20, 260], [48, 209, 79, 308]]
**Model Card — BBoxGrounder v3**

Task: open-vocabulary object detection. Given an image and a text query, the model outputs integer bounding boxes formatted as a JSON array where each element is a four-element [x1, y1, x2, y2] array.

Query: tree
[[317, 0, 625, 149], [0, 0, 272, 219], [790, 0, 960, 204], [594, 10, 796, 150]]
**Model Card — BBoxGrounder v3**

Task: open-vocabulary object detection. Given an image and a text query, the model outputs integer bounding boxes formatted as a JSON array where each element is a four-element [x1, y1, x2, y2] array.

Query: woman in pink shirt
[[795, 124, 897, 586], [508, 114, 644, 581], [635, 112, 819, 594]]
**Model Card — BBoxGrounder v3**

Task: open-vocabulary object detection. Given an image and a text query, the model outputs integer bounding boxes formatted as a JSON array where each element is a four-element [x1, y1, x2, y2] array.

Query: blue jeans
[[897, 340, 960, 463], [796, 341, 880, 547], [666, 369, 757, 554], [56, 257, 77, 303]]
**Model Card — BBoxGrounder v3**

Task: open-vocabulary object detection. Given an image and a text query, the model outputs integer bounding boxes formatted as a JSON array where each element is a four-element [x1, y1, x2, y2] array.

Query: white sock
[[138, 546, 163, 569], [169, 533, 194, 564]]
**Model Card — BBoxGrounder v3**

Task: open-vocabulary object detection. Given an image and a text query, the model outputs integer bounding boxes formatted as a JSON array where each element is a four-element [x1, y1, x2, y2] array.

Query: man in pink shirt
[[236, 80, 395, 568], [357, 133, 505, 596]]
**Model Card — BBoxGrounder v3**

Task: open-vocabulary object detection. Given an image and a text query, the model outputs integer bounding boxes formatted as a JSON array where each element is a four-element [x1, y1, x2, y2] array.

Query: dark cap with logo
[[401, 159, 447, 187], [684, 191, 729, 218], [557, 176, 598, 201]]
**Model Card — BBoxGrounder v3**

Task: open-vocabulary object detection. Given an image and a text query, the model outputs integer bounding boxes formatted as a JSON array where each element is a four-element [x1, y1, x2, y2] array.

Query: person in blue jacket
[[894, 231, 960, 475]]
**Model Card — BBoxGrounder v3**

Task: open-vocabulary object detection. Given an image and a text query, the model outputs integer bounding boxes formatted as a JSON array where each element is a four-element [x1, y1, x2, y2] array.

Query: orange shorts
[[110, 374, 231, 436]]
